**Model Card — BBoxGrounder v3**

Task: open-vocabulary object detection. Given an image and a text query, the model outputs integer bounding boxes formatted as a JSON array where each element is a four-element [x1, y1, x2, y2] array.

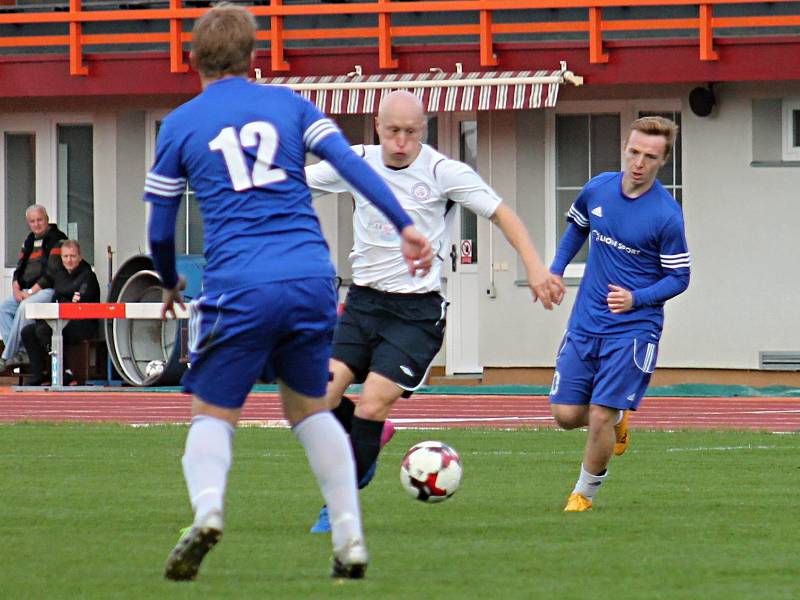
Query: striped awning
[[258, 67, 582, 115]]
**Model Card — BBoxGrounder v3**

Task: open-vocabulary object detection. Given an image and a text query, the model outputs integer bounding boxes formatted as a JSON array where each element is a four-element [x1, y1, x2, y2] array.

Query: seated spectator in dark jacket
[[21, 240, 100, 386], [0, 205, 66, 370]]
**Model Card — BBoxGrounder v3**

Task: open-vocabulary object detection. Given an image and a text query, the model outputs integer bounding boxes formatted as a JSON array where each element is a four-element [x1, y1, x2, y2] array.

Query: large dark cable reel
[[105, 255, 205, 386]]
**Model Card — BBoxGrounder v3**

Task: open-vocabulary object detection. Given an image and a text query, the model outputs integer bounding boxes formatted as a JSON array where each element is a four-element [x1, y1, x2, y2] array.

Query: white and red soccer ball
[[400, 441, 462, 502]]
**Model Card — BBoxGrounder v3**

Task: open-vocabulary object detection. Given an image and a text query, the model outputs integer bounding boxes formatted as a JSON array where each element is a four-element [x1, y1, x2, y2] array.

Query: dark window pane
[[175, 189, 187, 253], [459, 121, 478, 262], [673, 112, 682, 185], [793, 109, 800, 147], [4, 133, 36, 268], [556, 115, 589, 187], [590, 114, 621, 176], [426, 115, 438, 149], [188, 191, 204, 255], [57, 125, 94, 264]]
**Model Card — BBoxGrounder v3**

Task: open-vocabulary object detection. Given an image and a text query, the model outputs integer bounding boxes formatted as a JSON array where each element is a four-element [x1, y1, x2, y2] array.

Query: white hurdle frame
[[25, 302, 190, 388]]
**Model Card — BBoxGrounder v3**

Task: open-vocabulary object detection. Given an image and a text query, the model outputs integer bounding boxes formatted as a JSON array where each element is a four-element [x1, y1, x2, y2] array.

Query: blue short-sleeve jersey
[[565, 172, 690, 339], [144, 77, 343, 291]]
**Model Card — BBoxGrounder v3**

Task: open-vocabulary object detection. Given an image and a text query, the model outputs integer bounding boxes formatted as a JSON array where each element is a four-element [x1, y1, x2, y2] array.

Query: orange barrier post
[[378, 0, 399, 70], [699, 4, 719, 61], [270, 0, 290, 72], [69, 0, 88, 76], [589, 6, 609, 64], [170, 0, 190, 73]]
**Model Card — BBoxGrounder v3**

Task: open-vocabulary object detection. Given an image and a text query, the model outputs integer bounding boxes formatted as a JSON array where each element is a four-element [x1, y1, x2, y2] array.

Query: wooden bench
[[63, 337, 108, 385], [7, 337, 107, 386]]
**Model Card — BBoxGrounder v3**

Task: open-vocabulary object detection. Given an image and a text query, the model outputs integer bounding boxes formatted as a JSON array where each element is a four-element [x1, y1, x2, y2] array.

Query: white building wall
[[666, 83, 800, 368], [474, 82, 800, 370], [3, 81, 797, 370]]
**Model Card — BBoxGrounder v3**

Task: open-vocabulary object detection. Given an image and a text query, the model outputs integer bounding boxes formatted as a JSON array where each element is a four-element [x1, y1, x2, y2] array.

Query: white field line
[[643, 409, 800, 416], [666, 444, 800, 452]]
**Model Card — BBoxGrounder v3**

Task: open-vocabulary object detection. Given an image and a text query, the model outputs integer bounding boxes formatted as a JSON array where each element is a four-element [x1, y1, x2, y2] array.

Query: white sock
[[573, 463, 607, 500], [294, 411, 363, 550], [182, 415, 234, 526], [614, 410, 624, 425]]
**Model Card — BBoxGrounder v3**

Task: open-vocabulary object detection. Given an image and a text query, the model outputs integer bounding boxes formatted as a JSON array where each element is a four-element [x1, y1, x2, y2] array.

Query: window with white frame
[[782, 99, 800, 161], [4, 132, 36, 268], [551, 104, 682, 277], [555, 113, 621, 265], [57, 124, 95, 264]]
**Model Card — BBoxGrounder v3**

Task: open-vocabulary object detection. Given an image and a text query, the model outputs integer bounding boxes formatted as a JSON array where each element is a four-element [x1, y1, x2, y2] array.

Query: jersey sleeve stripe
[[661, 260, 691, 269], [146, 173, 185, 193], [145, 183, 185, 196], [147, 172, 186, 186], [145, 179, 185, 192], [567, 205, 589, 228], [144, 185, 183, 199], [660, 255, 691, 265], [660, 252, 690, 259], [303, 118, 339, 149]]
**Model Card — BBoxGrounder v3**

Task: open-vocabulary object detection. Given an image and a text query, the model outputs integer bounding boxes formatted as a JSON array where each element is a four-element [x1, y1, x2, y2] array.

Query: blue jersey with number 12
[[145, 77, 401, 292]]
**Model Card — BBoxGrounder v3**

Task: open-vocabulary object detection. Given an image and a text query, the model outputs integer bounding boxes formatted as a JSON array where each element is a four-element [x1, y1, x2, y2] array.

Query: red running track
[[0, 388, 798, 432]]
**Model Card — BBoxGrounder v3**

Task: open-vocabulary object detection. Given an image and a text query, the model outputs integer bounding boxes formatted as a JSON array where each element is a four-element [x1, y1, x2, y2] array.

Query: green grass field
[[2, 423, 798, 599]]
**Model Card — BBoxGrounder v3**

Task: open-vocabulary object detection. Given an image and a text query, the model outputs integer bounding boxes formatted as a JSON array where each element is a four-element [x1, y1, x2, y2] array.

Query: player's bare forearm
[[490, 204, 555, 309]]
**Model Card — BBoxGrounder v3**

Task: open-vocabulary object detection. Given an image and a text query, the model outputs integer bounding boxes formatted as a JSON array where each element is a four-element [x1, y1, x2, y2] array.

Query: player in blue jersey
[[144, 4, 432, 581], [547, 116, 690, 512]]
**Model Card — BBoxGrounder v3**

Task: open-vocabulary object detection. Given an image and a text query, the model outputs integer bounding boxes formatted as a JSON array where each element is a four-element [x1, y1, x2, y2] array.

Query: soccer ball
[[400, 441, 462, 502], [144, 359, 165, 380]]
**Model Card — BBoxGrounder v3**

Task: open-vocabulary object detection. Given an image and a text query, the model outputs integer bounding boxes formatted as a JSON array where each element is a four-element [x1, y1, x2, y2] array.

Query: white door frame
[[440, 112, 482, 375]]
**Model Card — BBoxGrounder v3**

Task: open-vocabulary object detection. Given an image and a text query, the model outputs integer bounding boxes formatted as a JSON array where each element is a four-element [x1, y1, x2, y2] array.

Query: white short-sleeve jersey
[[306, 143, 502, 293]]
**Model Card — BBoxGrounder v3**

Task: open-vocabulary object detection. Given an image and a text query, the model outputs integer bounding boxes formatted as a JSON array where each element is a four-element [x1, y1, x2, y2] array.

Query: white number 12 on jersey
[[208, 121, 287, 192]]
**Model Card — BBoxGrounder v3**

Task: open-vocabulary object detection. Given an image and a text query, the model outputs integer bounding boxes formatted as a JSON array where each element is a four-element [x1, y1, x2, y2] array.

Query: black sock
[[331, 396, 356, 433], [350, 416, 384, 484]]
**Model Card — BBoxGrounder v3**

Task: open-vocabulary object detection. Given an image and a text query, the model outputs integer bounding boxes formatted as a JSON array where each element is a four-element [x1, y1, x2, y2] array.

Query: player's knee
[[551, 404, 587, 430], [588, 404, 618, 428], [355, 396, 394, 421]]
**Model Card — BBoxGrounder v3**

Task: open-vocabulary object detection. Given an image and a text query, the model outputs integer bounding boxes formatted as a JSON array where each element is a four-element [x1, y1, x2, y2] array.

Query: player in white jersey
[[322, 143, 503, 293], [304, 90, 564, 531]]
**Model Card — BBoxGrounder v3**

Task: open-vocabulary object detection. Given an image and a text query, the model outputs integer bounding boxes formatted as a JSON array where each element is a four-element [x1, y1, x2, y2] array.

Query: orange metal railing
[[0, 0, 797, 75]]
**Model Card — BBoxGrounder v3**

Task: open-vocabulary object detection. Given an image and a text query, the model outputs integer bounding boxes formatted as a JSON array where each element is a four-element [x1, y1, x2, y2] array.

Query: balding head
[[375, 90, 427, 168], [378, 90, 424, 122]]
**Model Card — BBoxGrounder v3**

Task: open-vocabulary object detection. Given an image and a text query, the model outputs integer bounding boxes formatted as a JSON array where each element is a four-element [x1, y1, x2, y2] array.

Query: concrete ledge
[[428, 366, 800, 387]]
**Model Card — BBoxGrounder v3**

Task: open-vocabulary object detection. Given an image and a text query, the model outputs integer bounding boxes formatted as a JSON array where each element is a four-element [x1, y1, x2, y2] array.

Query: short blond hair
[[60, 239, 81, 254], [627, 116, 679, 159], [191, 3, 256, 78]]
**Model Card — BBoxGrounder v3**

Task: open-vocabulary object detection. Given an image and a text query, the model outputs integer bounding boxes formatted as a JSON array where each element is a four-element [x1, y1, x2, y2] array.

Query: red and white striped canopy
[[261, 70, 568, 114]]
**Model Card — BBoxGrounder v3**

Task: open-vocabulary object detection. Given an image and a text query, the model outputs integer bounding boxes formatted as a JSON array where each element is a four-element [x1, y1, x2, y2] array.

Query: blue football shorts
[[182, 278, 337, 408], [548, 331, 659, 411]]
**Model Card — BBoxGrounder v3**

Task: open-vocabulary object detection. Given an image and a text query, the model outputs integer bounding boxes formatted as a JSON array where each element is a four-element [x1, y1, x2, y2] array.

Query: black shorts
[[333, 285, 448, 392]]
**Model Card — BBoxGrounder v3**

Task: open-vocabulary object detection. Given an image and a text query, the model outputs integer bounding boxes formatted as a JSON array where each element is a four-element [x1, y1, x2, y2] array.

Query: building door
[[439, 114, 481, 375], [0, 117, 56, 293]]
